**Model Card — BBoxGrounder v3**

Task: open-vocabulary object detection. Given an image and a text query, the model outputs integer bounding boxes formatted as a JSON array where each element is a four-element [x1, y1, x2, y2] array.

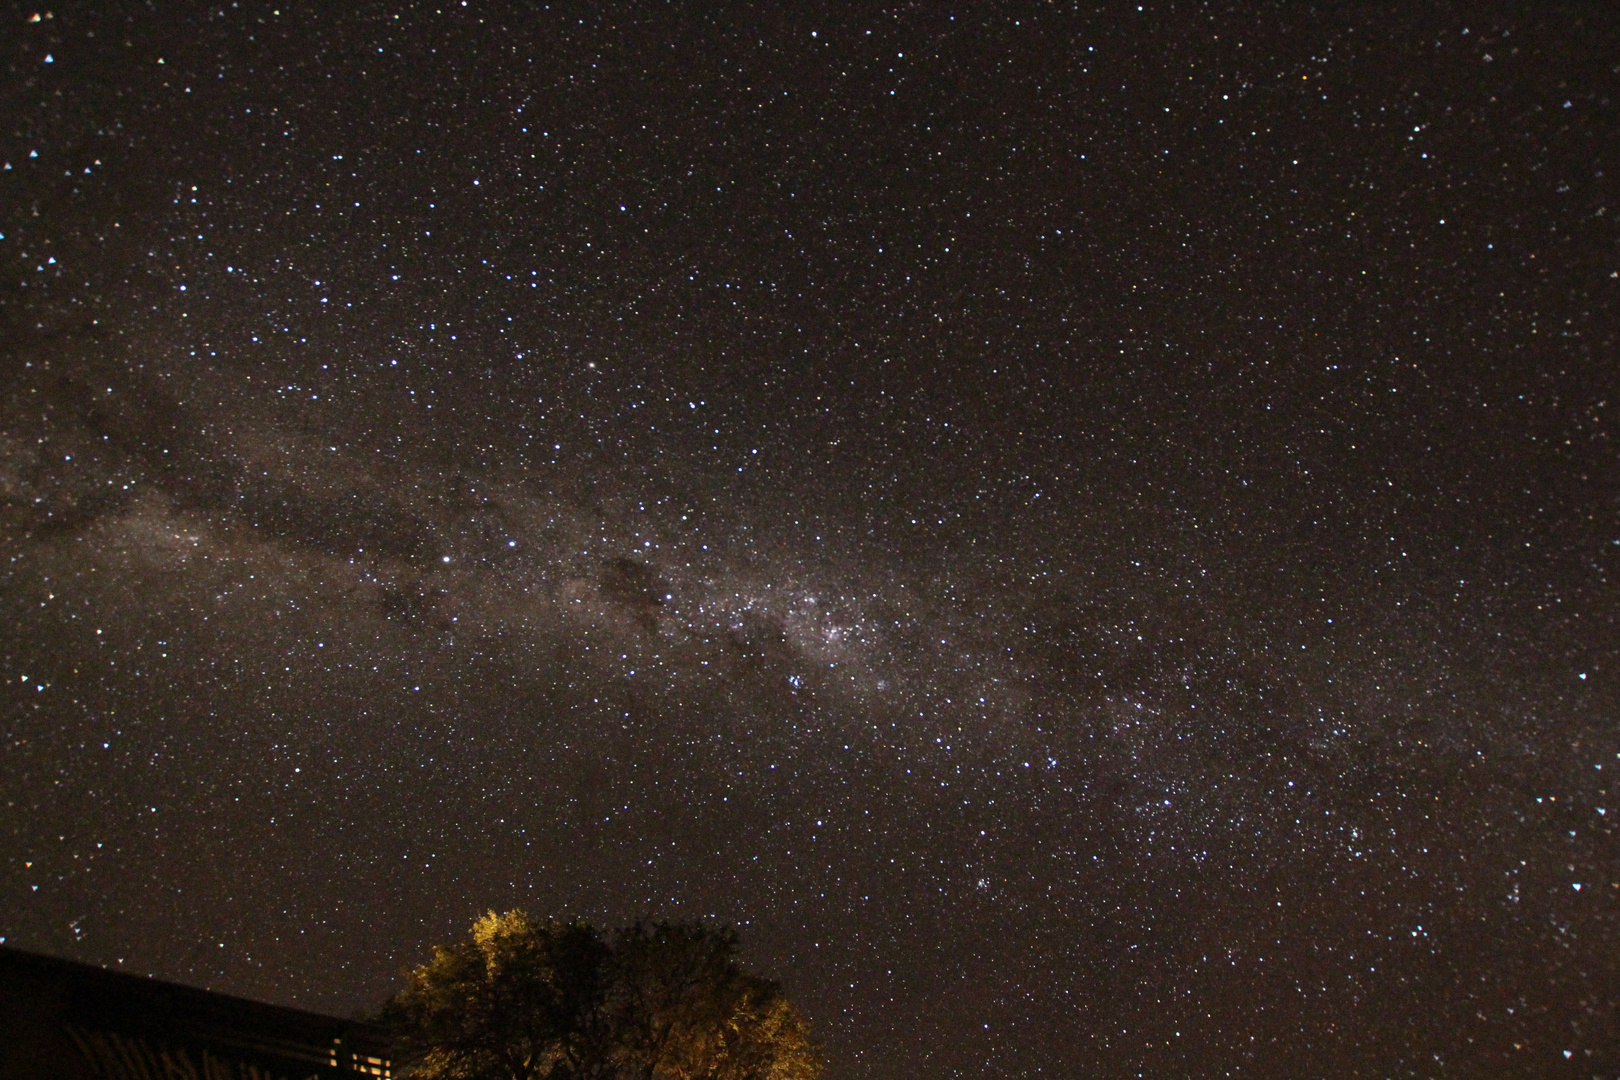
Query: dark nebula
[[2, 4, 1617, 1077]]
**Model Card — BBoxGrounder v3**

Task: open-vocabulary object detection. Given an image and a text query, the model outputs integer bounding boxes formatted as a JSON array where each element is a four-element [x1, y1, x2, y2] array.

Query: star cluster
[[2, 4, 1617, 1077]]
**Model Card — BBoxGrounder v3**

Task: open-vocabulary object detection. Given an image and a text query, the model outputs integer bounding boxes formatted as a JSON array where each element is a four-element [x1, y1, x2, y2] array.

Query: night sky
[[3, 3, 1618, 1076]]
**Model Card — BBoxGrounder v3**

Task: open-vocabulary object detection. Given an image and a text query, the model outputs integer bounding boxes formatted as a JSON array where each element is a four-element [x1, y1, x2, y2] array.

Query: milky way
[[3, 5, 1617, 1077]]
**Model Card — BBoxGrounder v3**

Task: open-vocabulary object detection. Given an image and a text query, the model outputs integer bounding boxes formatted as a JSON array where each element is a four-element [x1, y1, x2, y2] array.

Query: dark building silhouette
[[0, 946, 391, 1080]]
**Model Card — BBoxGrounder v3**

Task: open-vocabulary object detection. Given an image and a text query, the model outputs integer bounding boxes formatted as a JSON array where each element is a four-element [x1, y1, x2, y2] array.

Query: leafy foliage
[[380, 912, 822, 1080]]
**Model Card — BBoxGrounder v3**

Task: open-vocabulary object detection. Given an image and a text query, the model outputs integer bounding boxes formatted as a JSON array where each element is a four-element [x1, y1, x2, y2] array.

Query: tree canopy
[[379, 911, 822, 1080]]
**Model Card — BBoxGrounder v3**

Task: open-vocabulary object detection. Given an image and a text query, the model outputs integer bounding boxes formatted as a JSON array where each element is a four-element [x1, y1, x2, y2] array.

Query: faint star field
[[2, 4, 1617, 1078]]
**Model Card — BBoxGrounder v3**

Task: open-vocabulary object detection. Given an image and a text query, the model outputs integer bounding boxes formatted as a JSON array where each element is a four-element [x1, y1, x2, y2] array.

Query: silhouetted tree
[[607, 921, 820, 1080], [380, 911, 821, 1080], [380, 911, 612, 1080]]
